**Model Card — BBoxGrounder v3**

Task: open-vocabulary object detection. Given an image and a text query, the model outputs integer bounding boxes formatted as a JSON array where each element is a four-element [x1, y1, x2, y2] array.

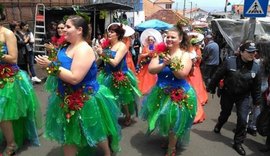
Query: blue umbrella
[[135, 19, 173, 31]]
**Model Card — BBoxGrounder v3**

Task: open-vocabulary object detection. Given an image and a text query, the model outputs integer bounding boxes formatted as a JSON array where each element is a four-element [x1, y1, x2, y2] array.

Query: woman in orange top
[[187, 38, 208, 124], [123, 37, 136, 74], [136, 36, 157, 95]]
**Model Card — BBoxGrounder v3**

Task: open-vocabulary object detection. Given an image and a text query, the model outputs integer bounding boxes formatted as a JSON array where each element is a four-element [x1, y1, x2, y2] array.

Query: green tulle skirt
[[98, 70, 141, 115], [44, 76, 121, 152], [0, 70, 42, 147], [140, 86, 197, 144]]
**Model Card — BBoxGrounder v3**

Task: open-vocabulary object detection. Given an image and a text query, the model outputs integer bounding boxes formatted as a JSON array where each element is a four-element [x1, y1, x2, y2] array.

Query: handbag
[[256, 106, 270, 136], [25, 44, 33, 52]]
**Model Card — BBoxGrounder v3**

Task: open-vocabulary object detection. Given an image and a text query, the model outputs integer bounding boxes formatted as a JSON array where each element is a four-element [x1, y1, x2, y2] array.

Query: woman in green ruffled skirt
[[36, 15, 121, 156], [140, 23, 197, 156], [96, 23, 141, 126], [0, 10, 41, 156]]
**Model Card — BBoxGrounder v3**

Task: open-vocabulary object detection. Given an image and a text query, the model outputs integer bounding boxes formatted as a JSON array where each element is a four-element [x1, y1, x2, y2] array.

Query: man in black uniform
[[208, 42, 262, 155]]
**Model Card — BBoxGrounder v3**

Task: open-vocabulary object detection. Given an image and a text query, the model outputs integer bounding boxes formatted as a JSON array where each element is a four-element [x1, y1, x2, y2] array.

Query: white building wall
[[104, 11, 145, 28], [126, 11, 145, 27]]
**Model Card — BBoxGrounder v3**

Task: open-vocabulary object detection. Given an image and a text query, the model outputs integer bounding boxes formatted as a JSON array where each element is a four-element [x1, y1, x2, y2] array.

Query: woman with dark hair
[[140, 23, 197, 156], [44, 20, 66, 50], [9, 20, 28, 72], [36, 15, 121, 156], [0, 6, 41, 156], [96, 23, 141, 126], [20, 21, 41, 83]]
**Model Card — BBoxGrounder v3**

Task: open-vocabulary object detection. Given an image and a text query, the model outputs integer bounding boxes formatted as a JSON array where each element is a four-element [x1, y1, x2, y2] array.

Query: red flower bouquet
[[61, 87, 92, 123], [51, 35, 67, 49], [49, 35, 67, 61], [0, 64, 19, 88], [153, 42, 168, 58], [152, 42, 184, 71], [112, 71, 129, 89], [99, 38, 112, 63], [101, 38, 110, 49]]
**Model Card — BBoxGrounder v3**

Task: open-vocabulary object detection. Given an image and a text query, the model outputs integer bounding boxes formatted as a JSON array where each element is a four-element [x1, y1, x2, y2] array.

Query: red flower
[[101, 38, 110, 49], [0, 65, 18, 79], [154, 42, 167, 55], [57, 35, 66, 47], [66, 113, 71, 119], [64, 89, 85, 111], [170, 89, 185, 102], [61, 87, 91, 123], [113, 71, 126, 81], [51, 35, 67, 48], [112, 71, 129, 89]]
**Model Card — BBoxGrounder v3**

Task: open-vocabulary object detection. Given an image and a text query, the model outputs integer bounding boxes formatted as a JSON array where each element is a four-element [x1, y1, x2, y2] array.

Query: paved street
[[15, 68, 270, 156]]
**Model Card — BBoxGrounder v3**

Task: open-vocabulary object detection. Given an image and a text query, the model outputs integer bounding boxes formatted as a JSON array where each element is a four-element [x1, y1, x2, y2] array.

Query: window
[[166, 4, 172, 9]]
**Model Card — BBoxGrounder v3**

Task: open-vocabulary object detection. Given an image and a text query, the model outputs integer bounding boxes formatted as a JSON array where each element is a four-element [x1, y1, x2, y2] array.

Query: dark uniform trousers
[[218, 90, 251, 144]]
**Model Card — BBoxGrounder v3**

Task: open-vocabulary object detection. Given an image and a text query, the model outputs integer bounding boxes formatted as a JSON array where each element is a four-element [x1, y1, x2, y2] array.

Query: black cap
[[240, 42, 257, 53]]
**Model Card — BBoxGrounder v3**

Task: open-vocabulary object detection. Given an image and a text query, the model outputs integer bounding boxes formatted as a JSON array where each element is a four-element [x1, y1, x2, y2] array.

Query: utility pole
[[183, 0, 186, 17], [190, 2, 192, 20]]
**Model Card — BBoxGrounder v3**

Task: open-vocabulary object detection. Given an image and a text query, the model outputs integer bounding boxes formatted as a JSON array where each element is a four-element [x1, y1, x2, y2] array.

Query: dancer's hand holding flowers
[[163, 54, 171, 66], [97, 38, 112, 63], [35, 55, 61, 76]]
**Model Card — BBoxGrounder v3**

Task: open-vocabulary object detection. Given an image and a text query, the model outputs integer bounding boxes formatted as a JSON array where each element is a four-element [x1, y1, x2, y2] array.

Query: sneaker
[[31, 76, 42, 83]]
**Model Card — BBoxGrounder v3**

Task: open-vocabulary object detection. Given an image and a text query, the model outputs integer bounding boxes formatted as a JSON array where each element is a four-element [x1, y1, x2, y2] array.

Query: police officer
[[208, 41, 262, 155]]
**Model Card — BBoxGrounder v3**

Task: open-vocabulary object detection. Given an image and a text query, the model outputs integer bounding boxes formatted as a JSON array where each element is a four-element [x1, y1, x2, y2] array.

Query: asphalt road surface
[[14, 68, 270, 156]]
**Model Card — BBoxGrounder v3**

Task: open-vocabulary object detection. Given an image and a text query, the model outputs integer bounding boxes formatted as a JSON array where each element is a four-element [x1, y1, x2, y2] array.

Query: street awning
[[83, 2, 133, 11]]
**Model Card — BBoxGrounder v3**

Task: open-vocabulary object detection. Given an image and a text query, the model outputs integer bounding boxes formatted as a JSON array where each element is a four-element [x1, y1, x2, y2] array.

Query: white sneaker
[[31, 76, 42, 83]]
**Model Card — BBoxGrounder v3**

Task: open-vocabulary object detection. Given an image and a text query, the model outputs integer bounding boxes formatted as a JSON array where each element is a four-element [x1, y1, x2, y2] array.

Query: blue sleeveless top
[[157, 60, 190, 91], [0, 42, 19, 70], [57, 47, 99, 96], [104, 50, 128, 74]]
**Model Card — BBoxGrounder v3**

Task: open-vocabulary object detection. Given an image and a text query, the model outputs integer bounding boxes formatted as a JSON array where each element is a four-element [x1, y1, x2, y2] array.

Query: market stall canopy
[[211, 18, 270, 52], [135, 19, 173, 31]]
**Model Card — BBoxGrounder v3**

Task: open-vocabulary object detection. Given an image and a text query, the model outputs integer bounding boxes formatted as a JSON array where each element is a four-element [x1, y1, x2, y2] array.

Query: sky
[[173, 0, 245, 12]]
